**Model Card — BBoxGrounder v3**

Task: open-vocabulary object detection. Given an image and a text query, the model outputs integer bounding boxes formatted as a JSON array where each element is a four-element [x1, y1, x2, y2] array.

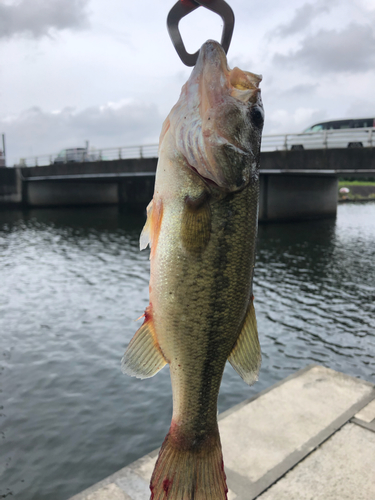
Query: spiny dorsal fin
[[121, 307, 167, 379], [140, 200, 153, 251], [228, 297, 261, 386], [140, 199, 163, 257], [159, 117, 170, 148]]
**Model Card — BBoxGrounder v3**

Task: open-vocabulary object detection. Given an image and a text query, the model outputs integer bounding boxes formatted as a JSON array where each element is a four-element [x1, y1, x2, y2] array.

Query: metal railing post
[[35, 157, 38, 166], [140, 146, 143, 158], [284, 135, 288, 150], [118, 148, 122, 160], [369, 128, 373, 149], [323, 130, 328, 149]]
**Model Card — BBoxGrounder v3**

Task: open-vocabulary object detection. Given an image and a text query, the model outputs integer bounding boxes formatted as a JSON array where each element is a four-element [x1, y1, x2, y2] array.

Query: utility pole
[[85, 140, 89, 162], [1, 134, 5, 167]]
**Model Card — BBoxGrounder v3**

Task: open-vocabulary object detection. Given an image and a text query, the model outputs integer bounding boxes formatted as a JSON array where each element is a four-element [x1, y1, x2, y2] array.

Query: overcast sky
[[1, 0, 375, 165]]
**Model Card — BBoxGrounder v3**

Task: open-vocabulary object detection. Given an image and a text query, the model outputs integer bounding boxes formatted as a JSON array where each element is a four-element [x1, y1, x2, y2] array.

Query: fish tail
[[150, 427, 228, 500]]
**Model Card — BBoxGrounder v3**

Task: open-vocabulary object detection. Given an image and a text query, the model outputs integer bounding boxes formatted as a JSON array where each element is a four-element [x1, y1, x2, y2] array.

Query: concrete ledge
[[257, 423, 375, 500], [68, 365, 375, 500]]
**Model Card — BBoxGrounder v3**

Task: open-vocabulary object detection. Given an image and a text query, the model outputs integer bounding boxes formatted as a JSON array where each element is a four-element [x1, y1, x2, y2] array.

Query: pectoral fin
[[181, 193, 211, 255], [121, 307, 167, 379], [228, 298, 261, 386]]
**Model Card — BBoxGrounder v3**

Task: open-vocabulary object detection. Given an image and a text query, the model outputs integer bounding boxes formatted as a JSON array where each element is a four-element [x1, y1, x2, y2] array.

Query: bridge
[[1, 129, 375, 222], [16, 127, 375, 167]]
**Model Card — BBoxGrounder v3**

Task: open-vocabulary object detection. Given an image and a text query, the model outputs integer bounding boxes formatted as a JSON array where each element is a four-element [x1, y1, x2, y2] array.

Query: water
[[1, 203, 374, 500]]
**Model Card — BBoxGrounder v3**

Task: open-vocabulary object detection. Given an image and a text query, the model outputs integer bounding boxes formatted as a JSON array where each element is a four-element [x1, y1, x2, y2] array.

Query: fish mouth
[[170, 40, 262, 193], [196, 40, 262, 107], [191, 42, 261, 191]]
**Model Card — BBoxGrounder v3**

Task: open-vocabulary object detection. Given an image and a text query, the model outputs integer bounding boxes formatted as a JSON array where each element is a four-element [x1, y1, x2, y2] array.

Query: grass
[[339, 180, 375, 187]]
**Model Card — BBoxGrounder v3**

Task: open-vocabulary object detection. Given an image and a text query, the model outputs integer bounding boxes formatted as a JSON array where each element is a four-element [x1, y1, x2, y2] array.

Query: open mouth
[[227, 66, 262, 105]]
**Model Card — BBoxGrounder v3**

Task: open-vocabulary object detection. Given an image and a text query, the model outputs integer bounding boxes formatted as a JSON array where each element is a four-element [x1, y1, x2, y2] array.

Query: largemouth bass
[[122, 40, 263, 500]]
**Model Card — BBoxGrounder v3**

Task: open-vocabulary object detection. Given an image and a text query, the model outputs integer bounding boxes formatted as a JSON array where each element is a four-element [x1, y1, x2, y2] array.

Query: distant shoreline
[[338, 182, 375, 202]]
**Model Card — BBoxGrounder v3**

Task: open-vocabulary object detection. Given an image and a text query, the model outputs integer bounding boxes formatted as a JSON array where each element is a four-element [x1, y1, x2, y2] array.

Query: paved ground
[[68, 365, 375, 500]]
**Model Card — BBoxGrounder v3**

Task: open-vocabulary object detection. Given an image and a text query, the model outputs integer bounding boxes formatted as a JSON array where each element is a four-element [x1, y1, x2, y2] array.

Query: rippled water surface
[[1, 204, 374, 500]]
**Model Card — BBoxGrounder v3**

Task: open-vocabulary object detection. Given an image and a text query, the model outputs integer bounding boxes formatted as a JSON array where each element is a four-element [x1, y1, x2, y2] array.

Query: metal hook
[[167, 0, 235, 67]]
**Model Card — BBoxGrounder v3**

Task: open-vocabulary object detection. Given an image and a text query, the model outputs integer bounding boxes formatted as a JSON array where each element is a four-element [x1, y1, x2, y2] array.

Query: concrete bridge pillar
[[259, 174, 338, 222]]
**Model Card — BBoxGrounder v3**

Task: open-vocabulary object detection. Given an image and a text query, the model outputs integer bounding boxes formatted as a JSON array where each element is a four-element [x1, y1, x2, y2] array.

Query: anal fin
[[228, 297, 261, 386], [121, 307, 167, 379]]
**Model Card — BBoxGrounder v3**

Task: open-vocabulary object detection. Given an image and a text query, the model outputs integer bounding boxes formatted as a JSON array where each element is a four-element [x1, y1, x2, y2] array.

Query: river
[[1, 202, 374, 500]]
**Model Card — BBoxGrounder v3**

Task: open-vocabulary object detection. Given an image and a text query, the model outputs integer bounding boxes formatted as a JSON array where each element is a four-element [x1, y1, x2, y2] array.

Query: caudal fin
[[150, 429, 228, 500]]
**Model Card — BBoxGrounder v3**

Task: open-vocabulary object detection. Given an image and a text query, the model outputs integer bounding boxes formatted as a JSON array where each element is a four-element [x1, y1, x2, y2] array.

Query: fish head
[[169, 40, 264, 192]]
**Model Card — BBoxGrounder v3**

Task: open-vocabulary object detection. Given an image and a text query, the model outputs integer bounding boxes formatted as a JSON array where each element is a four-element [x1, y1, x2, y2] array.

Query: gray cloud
[[272, 2, 330, 38], [273, 23, 375, 73], [1, 101, 163, 165], [0, 0, 90, 39], [345, 99, 375, 118], [280, 83, 318, 97], [261, 83, 318, 112], [264, 108, 327, 135]]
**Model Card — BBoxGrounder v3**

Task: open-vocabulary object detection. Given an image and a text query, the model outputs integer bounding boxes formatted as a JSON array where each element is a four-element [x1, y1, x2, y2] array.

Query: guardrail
[[19, 143, 159, 168], [261, 127, 374, 152], [18, 128, 374, 167]]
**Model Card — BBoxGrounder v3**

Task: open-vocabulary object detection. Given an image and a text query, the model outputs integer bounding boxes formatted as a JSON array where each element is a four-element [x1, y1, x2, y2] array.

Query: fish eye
[[249, 106, 264, 129]]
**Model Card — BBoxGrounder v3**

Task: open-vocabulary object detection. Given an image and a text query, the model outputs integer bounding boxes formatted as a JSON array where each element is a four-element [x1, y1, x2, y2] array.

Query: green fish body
[[122, 40, 264, 500]]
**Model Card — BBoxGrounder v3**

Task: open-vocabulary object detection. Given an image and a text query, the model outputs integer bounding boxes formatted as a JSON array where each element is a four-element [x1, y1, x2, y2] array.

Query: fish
[[121, 39, 263, 500]]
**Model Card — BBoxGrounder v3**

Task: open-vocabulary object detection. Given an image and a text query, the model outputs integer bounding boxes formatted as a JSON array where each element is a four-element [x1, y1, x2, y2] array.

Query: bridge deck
[[20, 168, 375, 182], [1, 148, 374, 219]]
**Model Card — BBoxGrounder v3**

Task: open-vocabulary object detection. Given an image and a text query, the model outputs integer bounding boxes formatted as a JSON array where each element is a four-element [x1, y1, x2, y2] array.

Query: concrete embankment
[[68, 365, 375, 500]]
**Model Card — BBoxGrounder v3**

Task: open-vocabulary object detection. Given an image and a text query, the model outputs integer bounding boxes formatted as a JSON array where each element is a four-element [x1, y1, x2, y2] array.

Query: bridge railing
[[18, 128, 374, 167], [261, 127, 374, 151], [19, 143, 160, 168]]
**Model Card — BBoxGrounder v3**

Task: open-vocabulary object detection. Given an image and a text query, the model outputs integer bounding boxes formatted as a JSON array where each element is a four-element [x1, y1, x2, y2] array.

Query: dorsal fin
[[159, 117, 170, 147], [140, 198, 164, 257]]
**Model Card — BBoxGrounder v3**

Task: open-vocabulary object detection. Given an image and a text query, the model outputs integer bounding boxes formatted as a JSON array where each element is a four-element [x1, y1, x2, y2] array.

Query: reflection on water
[[0, 204, 374, 500]]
